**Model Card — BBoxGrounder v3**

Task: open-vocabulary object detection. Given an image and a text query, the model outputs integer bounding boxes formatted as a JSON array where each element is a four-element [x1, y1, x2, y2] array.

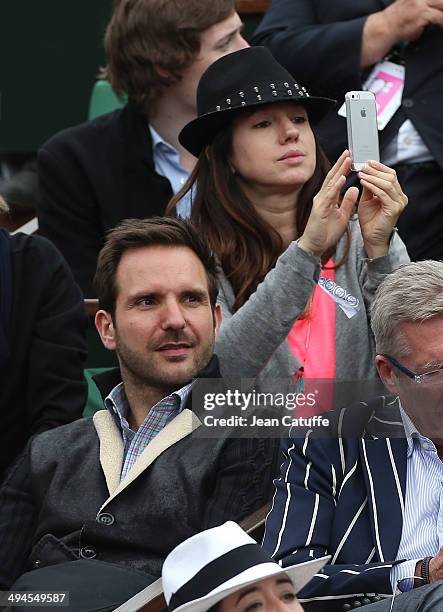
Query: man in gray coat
[[0, 218, 279, 592]]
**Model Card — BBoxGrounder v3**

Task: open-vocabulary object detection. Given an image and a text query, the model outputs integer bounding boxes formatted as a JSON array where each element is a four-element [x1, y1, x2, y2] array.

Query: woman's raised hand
[[357, 160, 408, 259], [297, 150, 359, 257]]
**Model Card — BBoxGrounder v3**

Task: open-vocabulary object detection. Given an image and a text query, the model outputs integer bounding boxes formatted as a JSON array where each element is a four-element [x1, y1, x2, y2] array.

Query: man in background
[[263, 261, 443, 610], [37, 0, 247, 296], [253, 0, 443, 261]]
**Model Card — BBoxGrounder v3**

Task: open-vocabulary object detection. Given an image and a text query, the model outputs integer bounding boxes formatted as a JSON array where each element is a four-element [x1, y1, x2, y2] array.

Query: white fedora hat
[[162, 521, 329, 612]]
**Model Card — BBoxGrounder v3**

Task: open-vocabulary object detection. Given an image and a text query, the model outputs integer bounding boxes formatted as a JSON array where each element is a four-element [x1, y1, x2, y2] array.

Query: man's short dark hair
[[94, 217, 219, 316], [103, 0, 235, 115]]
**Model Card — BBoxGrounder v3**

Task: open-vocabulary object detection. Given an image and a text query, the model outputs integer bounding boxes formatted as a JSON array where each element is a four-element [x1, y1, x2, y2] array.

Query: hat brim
[[170, 555, 330, 612], [179, 97, 335, 158]]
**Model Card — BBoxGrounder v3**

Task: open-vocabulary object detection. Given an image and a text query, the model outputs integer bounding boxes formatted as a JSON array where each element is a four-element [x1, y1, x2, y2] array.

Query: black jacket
[[253, 0, 443, 167], [37, 104, 173, 297], [0, 233, 87, 479], [0, 360, 280, 588]]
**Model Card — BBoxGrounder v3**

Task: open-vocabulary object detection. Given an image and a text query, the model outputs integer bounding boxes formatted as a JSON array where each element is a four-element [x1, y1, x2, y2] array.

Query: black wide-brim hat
[[179, 46, 336, 158]]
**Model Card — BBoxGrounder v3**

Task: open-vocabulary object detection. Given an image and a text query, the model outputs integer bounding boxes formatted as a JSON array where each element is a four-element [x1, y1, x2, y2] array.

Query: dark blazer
[[263, 395, 408, 611], [0, 233, 87, 479], [0, 359, 280, 588], [253, 0, 443, 167], [37, 104, 173, 297]]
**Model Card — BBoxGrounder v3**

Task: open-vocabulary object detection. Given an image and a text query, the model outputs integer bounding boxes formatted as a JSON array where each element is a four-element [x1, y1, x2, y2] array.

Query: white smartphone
[[345, 91, 380, 171]]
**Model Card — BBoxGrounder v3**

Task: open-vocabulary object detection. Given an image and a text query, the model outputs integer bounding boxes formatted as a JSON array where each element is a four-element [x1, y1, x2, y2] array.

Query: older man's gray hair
[[371, 260, 443, 357]]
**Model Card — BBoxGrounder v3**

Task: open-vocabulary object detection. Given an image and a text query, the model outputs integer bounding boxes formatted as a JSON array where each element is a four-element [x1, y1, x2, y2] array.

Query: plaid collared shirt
[[105, 381, 194, 481]]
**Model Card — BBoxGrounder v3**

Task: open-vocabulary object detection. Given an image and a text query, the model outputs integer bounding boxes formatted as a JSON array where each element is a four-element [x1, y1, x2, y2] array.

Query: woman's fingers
[[364, 159, 396, 175], [316, 152, 352, 210], [358, 163, 407, 207], [315, 174, 346, 214], [324, 150, 352, 184], [361, 161, 405, 186], [341, 186, 359, 219], [358, 172, 395, 194], [358, 161, 399, 187], [330, 173, 347, 198], [359, 178, 407, 211], [359, 177, 390, 200], [359, 173, 407, 202], [330, 149, 350, 171]]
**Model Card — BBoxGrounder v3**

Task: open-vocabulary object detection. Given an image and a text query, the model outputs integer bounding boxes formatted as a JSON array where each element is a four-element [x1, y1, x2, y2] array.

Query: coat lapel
[[95, 408, 202, 509], [359, 437, 407, 562], [93, 410, 124, 495]]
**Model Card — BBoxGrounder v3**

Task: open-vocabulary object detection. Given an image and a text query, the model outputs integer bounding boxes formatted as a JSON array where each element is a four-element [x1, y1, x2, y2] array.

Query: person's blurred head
[[162, 521, 328, 612], [104, 0, 247, 117], [372, 261, 443, 439], [168, 47, 335, 309], [0, 195, 9, 213], [94, 218, 221, 394]]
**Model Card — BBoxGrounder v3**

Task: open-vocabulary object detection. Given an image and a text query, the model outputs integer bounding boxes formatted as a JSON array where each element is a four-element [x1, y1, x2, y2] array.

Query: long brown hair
[[168, 121, 349, 311]]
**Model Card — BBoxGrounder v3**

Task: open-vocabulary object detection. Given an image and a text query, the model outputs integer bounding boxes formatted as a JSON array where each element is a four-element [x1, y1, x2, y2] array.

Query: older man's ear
[[375, 355, 400, 395]]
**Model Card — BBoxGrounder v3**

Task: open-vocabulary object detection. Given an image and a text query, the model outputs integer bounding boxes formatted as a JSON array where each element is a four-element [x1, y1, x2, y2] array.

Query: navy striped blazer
[[263, 396, 408, 611]]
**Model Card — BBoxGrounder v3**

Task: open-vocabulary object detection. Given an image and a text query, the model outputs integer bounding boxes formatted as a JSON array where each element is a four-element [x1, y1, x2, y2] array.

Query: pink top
[[288, 259, 336, 416]]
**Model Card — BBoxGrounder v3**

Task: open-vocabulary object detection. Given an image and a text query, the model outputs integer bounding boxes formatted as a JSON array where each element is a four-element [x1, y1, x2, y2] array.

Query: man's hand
[[429, 547, 443, 581], [385, 0, 443, 41], [361, 0, 443, 67], [297, 150, 359, 258]]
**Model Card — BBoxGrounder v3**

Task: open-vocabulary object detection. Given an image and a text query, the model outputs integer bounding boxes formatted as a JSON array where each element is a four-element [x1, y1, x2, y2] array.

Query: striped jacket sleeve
[[262, 431, 395, 611]]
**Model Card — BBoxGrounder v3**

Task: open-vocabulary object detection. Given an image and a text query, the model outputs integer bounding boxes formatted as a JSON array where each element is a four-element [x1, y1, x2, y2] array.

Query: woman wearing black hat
[[168, 47, 409, 404]]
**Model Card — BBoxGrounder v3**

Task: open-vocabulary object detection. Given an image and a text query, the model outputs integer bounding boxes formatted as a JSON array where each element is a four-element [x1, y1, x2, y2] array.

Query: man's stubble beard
[[115, 332, 215, 395]]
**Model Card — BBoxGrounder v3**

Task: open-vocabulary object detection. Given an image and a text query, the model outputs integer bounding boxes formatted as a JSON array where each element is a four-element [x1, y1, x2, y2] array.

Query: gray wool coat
[[215, 218, 409, 390]]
